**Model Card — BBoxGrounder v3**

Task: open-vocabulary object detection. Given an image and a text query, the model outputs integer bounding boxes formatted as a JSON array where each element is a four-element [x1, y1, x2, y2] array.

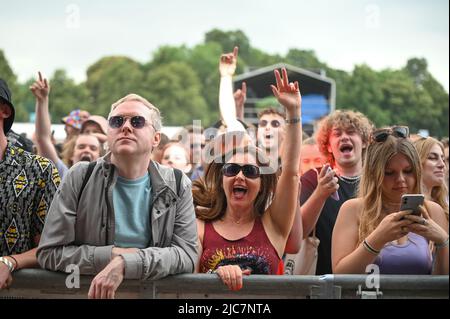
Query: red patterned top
[[199, 218, 281, 274]]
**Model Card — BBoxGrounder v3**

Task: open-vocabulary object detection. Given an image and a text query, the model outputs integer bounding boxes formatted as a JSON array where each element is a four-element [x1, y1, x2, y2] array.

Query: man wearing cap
[[37, 93, 197, 299], [31, 72, 102, 179], [0, 78, 60, 289]]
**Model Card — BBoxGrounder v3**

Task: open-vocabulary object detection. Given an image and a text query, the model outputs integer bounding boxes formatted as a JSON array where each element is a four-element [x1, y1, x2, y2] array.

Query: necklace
[[222, 214, 254, 225], [339, 175, 361, 185]]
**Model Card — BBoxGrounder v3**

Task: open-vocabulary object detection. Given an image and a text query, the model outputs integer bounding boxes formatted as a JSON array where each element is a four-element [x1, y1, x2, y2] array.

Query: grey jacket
[[37, 154, 198, 280]]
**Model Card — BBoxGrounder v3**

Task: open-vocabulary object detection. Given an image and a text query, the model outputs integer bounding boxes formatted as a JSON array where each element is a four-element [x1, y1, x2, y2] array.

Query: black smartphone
[[400, 194, 425, 216]]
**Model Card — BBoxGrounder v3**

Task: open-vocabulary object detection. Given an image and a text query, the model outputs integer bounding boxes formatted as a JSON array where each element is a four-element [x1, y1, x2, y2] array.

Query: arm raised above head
[[264, 68, 302, 253], [31, 71, 61, 165]]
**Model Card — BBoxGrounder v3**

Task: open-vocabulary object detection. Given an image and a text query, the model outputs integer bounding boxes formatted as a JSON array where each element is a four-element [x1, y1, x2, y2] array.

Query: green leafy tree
[[404, 58, 449, 137], [325, 67, 351, 110], [247, 47, 281, 68], [285, 49, 326, 70], [142, 62, 210, 126], [205, 29, 251, 62], [145, 45, 190, 71], [14, 78, 38, 122], [48, 69, 90, 122], [2, 29, 448, 137], [0, 50, 17, 93], [187, 42, 224, 120], [342, 64, 388, 126], [405, 57, 428, 88], [86, 56, 144, 116], [0, 50, 28, 121]]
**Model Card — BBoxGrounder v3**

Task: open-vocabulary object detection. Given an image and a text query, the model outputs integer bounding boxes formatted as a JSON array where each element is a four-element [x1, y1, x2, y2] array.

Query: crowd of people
[[0, 47, 448, 298]]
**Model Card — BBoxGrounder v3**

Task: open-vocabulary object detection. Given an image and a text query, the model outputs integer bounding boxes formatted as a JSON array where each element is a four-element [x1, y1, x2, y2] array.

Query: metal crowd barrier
[[0, 269, 448, 299]]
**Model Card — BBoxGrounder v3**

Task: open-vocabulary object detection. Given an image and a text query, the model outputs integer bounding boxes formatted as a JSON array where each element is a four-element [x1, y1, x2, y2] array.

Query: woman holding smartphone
[[332, 126, 449, 275]]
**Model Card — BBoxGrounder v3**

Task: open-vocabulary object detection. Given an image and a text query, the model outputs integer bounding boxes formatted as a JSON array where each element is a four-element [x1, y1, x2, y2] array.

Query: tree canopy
[[0, 29, 448, 137]]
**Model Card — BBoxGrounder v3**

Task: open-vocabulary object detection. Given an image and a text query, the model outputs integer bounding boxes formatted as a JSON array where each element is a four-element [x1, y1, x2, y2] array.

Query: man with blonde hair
[[37, 93, 197, 299]]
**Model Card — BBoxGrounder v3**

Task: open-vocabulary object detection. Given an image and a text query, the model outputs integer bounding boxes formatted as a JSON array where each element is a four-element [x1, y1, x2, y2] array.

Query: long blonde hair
[[414, 137, 449, 221], [358, 135, 422, 243]]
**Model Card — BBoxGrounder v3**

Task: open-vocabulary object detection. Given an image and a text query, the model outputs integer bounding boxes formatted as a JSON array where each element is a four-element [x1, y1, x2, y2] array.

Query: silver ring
[[421, 218, 427, 226]]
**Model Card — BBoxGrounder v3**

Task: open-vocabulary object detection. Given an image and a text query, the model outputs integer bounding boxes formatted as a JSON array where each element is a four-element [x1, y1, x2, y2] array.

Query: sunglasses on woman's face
[[259, 119, 281, 128], [108, 115, 150, 129], [222, 163, 260, 179], [372, 126, 409, 143]]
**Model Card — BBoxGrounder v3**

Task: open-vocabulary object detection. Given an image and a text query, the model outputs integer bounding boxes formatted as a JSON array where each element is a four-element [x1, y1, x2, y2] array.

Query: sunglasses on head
[[108, 115, 150, 129], [259, 119, 281, 128], [222, 163, 260, 179], [372, 126, 409, 143]]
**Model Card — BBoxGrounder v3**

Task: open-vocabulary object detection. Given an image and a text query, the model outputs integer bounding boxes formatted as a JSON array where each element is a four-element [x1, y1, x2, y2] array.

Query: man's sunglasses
[[108, 115, 150, 129], [222, 163, 260, 179], [259, 119, 281, 128], [372, 126, 409, 143]]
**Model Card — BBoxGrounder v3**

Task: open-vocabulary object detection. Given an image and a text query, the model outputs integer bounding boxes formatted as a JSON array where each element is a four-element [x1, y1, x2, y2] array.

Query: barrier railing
[[0, 269, 448, 299]]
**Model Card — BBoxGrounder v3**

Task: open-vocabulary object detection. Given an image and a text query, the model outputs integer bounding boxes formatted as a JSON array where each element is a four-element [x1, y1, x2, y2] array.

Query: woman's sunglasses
[[108, 115, 150, 129], [259, 119, 281, 128], [222, 163, 260, 179], [372, 126, 409, 143]]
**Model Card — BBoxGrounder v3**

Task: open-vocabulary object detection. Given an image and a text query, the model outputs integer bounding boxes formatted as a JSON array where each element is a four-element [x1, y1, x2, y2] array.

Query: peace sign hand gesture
[[271, 68, 301, 114]]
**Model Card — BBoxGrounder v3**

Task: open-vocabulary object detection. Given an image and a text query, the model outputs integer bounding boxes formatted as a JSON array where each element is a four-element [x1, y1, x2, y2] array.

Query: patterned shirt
[[0, 143, 60, 255]]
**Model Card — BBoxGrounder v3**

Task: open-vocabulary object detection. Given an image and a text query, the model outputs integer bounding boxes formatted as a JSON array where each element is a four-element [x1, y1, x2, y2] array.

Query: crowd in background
[[0, 46, 448, 298]]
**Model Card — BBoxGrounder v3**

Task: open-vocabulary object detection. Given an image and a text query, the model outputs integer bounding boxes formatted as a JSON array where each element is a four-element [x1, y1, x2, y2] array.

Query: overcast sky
[[1, 0, 448, 92]]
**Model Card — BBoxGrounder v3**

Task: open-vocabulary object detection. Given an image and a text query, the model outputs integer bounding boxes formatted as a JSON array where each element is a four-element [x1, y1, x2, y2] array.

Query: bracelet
[[363, 239, 381, 255], [0, 257, 15, 273], [435, 237, 450, 249], [285, 117, 301, 124], [9, 255, 19, 270]]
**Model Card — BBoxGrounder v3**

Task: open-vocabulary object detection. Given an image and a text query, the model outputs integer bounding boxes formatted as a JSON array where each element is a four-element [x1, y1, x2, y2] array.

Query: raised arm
[[233, 82, 247, 121], [219, 46, 245, 132], [30, 72, 60, 165], [265, 68, 302, 251]]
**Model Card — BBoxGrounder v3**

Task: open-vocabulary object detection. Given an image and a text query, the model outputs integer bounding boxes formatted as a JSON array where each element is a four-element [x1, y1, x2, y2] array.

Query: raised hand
[[219, 46, 238, 77], [233, 81, 247, 120], [271, 68, 301, 113], [29, 71, 50, 102], [314, 164, 339, 199]]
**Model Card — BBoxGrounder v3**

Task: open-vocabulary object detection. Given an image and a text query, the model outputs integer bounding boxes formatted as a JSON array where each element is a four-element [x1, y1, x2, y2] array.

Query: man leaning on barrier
[[37, 94, 198, 299]]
